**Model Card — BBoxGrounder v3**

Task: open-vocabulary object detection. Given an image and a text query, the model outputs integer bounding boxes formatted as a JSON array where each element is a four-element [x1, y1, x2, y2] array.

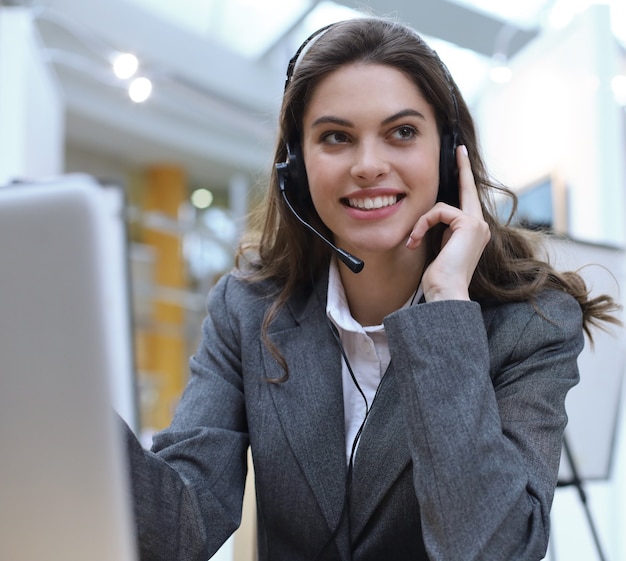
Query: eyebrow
[[310, 109, 427, 129], [310, 116, 353, 128], [382, 109, 427, 125]]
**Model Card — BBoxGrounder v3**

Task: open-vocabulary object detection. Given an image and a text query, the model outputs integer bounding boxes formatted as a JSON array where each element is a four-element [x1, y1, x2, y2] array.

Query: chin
[[348, 236, 409, 256]]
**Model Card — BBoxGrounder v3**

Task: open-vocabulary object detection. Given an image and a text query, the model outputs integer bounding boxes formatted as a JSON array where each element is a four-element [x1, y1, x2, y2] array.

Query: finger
[[406, 203, 460, 248], [456, 145, 482, 216]]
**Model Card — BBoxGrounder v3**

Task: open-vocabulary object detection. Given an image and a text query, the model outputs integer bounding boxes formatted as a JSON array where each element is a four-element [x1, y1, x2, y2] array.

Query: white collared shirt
[[326, 259, 422, 463]]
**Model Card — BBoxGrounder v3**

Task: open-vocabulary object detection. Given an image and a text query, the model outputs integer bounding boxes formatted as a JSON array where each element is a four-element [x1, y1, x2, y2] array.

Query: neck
[[337, 250, 425, 326]]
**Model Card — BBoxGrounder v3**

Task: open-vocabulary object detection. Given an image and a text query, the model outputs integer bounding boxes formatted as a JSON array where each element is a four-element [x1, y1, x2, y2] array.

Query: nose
[[350, 139, 390, 183]]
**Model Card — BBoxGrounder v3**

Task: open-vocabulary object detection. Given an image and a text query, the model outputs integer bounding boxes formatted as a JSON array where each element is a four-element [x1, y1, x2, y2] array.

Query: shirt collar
[[327, 258, 366, 333], [326, 258, 422, 334]]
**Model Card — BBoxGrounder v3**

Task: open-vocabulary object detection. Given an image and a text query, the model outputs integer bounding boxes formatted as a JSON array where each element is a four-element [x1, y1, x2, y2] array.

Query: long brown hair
[[237, 17, 620, 368]]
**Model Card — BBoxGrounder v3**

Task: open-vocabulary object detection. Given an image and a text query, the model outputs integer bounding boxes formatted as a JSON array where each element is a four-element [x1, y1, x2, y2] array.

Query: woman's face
[[301, 62, 441, 261]]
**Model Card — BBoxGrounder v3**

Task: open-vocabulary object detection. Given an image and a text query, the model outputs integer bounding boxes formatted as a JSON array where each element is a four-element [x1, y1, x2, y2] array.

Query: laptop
[[0, 177, 138, 561]]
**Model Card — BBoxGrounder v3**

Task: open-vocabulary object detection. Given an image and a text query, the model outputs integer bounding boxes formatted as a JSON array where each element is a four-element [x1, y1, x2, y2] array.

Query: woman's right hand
[[406, 145, 490, 302]]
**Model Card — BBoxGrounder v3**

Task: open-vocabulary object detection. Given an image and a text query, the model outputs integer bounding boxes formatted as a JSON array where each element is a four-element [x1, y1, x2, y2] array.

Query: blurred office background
[[1, 0, 625, 560]]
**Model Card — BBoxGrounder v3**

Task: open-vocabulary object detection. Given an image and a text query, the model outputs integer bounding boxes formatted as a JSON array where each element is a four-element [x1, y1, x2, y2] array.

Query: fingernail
[[460, 145, 468, 156]]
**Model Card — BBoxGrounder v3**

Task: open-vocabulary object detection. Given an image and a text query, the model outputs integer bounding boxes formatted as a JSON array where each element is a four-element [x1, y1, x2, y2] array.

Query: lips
[[343, 194, 404, 210]]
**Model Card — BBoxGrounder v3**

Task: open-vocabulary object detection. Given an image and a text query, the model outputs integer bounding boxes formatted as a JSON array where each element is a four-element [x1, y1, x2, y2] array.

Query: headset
[[275, 21, 463, 273]]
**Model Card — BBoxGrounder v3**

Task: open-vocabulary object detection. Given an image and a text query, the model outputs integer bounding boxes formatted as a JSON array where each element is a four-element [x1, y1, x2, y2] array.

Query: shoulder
[[206, 270, 317, 327], [195, 272, 281, 352], [206, 271, 278, 319], [482, 289, 582, 337], [483, 289, 584, 374], [209, 270, 277, 301]]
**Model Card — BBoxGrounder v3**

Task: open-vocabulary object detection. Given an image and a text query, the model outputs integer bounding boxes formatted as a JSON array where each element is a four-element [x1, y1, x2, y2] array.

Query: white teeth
[[348, 195, 398, 210]]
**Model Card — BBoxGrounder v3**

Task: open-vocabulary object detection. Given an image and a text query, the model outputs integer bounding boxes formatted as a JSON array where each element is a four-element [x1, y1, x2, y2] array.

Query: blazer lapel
[[262, 281, 349, 546], [349, 360, 412, 539]]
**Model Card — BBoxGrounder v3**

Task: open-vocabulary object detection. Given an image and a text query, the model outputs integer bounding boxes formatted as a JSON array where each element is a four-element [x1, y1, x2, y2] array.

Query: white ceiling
[[23, 0, 625, 191]]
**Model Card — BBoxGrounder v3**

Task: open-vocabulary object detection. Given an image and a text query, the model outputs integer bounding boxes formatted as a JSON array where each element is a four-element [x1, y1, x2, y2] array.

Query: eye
[[391, 125, 418, 141], [321, 131, 351, 145]]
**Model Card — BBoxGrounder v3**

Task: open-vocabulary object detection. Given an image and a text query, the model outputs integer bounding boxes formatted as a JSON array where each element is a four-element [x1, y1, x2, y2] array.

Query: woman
[[125, 17, 619, 561]]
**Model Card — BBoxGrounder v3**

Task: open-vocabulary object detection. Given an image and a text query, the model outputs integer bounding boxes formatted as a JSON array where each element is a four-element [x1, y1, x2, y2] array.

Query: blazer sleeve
[[384, 290, 583, 561], [123, 274, 249, 561]]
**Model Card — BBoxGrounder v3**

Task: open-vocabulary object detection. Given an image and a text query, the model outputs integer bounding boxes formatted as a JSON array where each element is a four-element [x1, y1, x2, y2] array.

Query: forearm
[[121, 418, 245, 561], [385, 296, 581, 561]]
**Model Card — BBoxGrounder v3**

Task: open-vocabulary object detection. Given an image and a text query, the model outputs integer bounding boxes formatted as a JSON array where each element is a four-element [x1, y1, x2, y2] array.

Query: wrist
[[423, 285, 470, 303]]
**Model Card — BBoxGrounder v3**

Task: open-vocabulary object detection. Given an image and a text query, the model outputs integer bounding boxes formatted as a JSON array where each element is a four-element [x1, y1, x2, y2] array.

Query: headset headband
[[283, 19, 460, 134], [283, 22, 337, 92]]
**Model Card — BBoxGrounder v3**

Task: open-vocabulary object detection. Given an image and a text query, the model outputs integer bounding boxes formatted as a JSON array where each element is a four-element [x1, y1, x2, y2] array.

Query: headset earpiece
[[437, 130, 460, 207], [277, 139, 313, 211]]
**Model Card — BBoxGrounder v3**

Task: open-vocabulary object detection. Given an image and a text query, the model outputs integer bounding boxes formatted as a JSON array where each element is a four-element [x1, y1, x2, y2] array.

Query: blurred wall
[[475, 5, 626, 561], [0, 7, 64, 185], [475, 4, 625, 248]]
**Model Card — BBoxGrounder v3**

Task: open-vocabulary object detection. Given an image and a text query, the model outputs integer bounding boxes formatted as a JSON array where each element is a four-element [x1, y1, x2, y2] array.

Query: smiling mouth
[[343, 194, 404, 210]]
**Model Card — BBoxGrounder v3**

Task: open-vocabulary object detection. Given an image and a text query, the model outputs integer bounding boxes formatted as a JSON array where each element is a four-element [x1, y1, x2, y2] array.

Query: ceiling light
[[113, 53, 139, 79], [128, 77, 152, 103], [191, 188, 214, 209]]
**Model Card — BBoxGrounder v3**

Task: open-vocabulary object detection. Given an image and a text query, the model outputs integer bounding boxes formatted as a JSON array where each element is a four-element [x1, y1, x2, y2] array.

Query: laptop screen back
[[0, 178, 138, 561]]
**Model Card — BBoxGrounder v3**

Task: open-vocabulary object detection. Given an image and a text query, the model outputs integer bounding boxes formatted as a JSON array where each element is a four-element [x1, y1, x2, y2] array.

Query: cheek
[[407, 155, 440, 199], [308, 179, 333, 221], [304, 155, 335, 205], [301, 145, 318, 191], [423, 147, 443, 201]]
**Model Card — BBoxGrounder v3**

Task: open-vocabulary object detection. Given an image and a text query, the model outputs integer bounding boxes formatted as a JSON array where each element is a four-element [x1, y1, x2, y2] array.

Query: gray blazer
[[124, 270, 583, 561]]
